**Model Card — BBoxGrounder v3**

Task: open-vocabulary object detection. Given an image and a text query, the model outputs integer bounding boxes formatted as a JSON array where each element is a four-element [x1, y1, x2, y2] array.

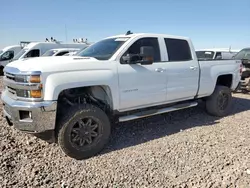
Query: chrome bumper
[[1, 91, 57, 133]]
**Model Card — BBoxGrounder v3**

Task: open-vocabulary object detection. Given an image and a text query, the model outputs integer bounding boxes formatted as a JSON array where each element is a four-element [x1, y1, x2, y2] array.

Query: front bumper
[[1, 90, 57, 133]]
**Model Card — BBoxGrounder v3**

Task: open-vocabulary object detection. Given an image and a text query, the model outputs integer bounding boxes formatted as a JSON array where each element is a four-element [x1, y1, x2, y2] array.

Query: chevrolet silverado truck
[[1, 33, 242, 160]]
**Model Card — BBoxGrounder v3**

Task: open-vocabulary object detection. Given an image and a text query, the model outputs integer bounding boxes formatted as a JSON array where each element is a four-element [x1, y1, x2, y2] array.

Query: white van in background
[[11, 41, 89, 63], [0, 45, 22, 68], [42, 48, 80, 57], [196, 48, 240, 60]]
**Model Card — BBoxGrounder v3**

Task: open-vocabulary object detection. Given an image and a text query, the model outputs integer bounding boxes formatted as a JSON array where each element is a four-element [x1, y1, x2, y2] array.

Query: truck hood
[[5, 56, 109, 73]]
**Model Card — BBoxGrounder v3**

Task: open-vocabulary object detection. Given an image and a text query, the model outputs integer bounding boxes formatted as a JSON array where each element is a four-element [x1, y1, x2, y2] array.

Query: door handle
[[155, 68, 166, 72], [190, 66, 198, 70]]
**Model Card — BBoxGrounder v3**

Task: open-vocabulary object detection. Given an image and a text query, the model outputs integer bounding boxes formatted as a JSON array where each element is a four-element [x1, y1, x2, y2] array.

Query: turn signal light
[[30, 90, 42, 98], [30, 75, 41, 83]]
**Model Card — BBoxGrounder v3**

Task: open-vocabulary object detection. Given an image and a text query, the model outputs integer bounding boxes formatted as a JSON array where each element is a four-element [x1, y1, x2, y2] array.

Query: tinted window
[[215, 52, 222, 59], [196, 51, 215, 60], [165, 38, 192, 61], [234, 48, 250, 60], [0, 51, 14, 61], [42, 50, 58, 56], [123, 37, 161, 62], [78, 38, 129, 60], [56, 51, 69, 56], [25, 49, 40, 58]]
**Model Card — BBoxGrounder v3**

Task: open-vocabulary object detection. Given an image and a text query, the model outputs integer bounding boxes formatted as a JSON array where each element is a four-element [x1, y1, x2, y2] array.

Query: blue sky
[[1, 0, 250, 50]]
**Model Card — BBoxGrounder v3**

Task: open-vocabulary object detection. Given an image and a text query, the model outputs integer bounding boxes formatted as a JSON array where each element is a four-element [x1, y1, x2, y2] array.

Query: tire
[[57, 103, 111, 160], [205, 85, 232, 117]]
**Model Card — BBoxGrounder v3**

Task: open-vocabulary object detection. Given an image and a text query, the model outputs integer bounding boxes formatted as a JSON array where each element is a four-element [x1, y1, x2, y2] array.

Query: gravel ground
[[0, 77, 250, 188]]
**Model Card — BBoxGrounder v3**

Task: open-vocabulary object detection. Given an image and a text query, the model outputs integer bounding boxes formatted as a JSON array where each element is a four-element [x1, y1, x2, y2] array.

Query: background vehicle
[[11, 41, 89, 63], [1, 33, 241, 160], [233, 47, 250, 91], [63, 51, 79, 56], [196, 48, 239, 60], [42, 48, 80, 57], [0, 45, 22, 74]]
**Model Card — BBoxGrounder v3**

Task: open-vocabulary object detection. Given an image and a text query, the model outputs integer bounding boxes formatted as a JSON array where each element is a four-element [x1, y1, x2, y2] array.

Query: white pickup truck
[[1, 33, 242, 160]]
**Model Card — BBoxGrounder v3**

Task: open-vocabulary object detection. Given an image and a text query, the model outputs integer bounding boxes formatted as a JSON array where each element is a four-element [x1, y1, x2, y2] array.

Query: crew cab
[[1, 33, 241, 160]]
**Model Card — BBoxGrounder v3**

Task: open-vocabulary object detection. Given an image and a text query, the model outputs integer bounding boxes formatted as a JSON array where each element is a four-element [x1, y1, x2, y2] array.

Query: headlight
[[15, 75, 41, 83], [13, 74, 43, 99]]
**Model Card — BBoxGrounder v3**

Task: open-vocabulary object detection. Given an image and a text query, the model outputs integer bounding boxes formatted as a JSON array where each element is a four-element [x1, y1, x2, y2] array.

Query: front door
[[117, 37, 167, 111]]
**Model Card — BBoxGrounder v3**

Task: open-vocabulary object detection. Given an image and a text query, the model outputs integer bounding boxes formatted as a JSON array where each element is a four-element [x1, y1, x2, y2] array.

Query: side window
[[123, 37, 161, 62], [215, 52, 222, 59], [164, 38, 192, 61], [0, 51, 14, 61], [25, 49, 40, 58], [56, 51, 69, 56]]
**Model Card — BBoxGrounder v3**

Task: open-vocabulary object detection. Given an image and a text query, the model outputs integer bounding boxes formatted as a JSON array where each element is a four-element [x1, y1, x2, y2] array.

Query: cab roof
[[2, 45, 21, 51], [105, 33, 190, 41]]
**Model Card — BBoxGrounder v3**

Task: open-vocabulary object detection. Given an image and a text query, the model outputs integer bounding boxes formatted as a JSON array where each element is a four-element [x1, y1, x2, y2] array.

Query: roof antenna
[[126, 30, 133, 35]]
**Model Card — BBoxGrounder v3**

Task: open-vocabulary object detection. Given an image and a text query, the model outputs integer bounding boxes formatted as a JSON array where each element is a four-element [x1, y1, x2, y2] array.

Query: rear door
[[163, 38, 199, 102], [117, 37, 168, 111]]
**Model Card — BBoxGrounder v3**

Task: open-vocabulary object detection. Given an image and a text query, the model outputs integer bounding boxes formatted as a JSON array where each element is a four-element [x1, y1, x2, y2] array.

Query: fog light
[[19, 110, 32, 120]]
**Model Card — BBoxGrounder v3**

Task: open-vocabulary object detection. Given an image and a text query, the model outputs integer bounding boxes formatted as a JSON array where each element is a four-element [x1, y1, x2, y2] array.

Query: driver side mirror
[[122, 46, 154, 65]]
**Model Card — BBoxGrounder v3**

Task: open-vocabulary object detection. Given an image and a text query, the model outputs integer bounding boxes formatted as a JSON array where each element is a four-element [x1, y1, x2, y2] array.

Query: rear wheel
[[205, 86, 232, 117], [57, 104, 111, 160]]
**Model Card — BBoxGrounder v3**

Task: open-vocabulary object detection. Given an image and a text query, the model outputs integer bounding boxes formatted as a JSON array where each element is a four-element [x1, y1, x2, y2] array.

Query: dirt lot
[[0, 76, 250, 187]]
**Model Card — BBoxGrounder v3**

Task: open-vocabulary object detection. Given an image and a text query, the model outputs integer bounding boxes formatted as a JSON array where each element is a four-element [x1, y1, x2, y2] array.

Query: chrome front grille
[[5, 73, 27, 83], [5, 73, 15, 81]]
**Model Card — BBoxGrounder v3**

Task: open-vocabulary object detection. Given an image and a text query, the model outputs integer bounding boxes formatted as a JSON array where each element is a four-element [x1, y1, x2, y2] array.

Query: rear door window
[[164, 38, 192, 61]]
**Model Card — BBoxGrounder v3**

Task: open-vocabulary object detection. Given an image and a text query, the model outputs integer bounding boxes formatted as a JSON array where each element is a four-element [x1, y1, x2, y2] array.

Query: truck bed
[[197, 59, 241, 98]]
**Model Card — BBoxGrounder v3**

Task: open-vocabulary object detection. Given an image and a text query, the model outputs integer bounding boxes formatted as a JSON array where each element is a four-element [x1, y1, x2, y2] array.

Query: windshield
[[42, 50, 58, 57], [196, 51, 215, 60], [234, 49, 250, 60], [0, 50, 3, 55], [78, 37, 129, 60], [13, 49, 28, 60], [74, 46, 88, 56]]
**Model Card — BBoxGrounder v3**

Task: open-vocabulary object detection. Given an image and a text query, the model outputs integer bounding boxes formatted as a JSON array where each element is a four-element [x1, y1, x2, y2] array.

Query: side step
[[119, 101, 198, 122]]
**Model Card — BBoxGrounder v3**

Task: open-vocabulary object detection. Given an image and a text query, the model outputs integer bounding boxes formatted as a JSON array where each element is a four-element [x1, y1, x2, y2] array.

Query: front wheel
[[205, 86, 232, 117], [57, 104, 111, 160]]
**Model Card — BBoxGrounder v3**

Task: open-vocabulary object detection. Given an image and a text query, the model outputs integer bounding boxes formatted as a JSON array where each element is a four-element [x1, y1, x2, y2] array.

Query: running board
[[119, 101, 198, 122]]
